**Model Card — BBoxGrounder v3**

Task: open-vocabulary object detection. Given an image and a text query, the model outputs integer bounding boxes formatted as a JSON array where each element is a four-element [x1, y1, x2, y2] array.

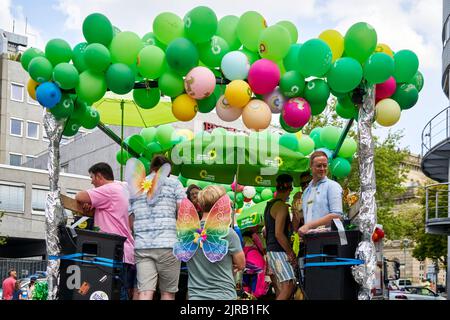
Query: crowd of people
[[1, 150, 343, 300]]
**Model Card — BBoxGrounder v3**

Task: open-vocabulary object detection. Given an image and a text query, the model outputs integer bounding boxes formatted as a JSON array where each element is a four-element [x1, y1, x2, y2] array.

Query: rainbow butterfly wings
[[173, 195, 232, 263], [125, 158, 171, 205]]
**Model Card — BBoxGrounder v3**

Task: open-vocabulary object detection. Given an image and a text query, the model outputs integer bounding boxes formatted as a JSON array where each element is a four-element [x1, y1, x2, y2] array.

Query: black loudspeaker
[[58, 227, 126, 300], [304, 230, 361, 300]]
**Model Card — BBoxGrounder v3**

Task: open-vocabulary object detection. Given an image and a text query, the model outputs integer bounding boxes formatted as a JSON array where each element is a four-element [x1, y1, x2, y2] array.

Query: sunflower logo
[[274, 156, 283, 167], [208, 149, 217, 160], [255, 176, 263, 184], [200, 170, 208, 179]]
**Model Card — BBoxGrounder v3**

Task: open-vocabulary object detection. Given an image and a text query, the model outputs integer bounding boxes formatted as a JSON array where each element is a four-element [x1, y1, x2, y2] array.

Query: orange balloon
[[242, 99, 272, 131]]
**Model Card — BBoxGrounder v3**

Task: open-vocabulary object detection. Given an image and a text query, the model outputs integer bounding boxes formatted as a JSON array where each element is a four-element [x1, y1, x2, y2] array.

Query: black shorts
[[122, 263, 137, 289]]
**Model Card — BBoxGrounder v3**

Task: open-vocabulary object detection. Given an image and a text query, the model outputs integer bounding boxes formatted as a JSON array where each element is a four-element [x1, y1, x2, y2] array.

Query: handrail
[[421, 106, 450, 157], [424, 182, 450, 222]]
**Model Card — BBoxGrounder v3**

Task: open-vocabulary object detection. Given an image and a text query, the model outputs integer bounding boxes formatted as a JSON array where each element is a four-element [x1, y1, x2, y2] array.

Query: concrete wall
[[0, 164, 91, 241]]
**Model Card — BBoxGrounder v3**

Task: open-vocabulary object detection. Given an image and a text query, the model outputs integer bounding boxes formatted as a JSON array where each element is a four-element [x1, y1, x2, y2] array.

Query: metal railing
[[425, 182, 450, 222], [421, 106, 450, 157], [0, 258, 47, 280]]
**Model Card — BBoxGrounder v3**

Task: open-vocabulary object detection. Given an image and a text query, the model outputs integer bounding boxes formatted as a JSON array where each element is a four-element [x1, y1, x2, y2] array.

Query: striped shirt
[[130, 176, 186, 250]]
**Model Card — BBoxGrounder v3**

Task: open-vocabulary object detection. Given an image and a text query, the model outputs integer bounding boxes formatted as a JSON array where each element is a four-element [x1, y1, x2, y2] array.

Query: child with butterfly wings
[[173, 185, 246, 300]]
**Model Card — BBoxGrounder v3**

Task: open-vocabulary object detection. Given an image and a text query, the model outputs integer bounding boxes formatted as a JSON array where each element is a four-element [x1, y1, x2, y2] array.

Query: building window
[[10, 83, 24, 102], [0, 183, 25, 213], [32, 187, 49, 215], [61, 163, 69, 173], [25, 155, 37, 166], [26, 121, 40, 139], [9, 153, 22, 166], [10, 118, 23, 137]]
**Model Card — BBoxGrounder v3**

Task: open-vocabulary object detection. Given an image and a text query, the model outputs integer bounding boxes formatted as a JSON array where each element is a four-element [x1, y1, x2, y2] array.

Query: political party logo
[[90, 291, 109, 300]]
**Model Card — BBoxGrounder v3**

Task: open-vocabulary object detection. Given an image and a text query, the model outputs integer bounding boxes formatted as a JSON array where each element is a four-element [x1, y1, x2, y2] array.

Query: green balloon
[[63, 118, 81, 137], [330, 88, 348, 98], [310, 127, 324, 149], [147, 142, 163, 154], [240, 48, 260, 64], [198, 36, 230, 68], [106, 63, 135, 95], [276, 21, 298, 44], [72, 42, 88, 73], [158, 70, 185, 97], [184, 6, 218, 44], [298, 135, 315, 155], [82, 13, 114, 46], [227, 191, 235, 201], [198, 91, 219, 113], [310, 100, 328, 116], [236, 192, 244, 203], [45, 39, 72, 66], [344, 22, 377, 64], [261, 188, 273, 201], [338, 95, 357, 109], [320, 126, 341, 150], [75, 70, 107, 104], [283, 43, 302, 72], [166, 38, 199, 75], [52, 63, 79, 90], [237, 11, 267, 52], [178, 175, 188, 187], [110, 32, 144, 65], [280, 114, 302, 133], [336, 103, 358, 119], [153, 12, 185, 45], [217, 15, 241, 50], [28, 57, 53, 83], [84, 43, 111, 72], [142, 32, 166, 50], [279, 133, 299, 151], [363, 53, 394, 84], [140, 127, 157, 144], [50, 94, 74, 120], [80, 106, 100, 129], [330, 157, 351, 178], [116, 149, 132, 165], [252, 193, 262, 203], [393, 50, 419, 83], [279, 71, 305, 98], [391, 83, 419, 110], [133, 88, 161, 109], [258, 25, 291, 61], [304, 79, 330, 105], [156, 124, 175, 148], [21, 48, 45, 71], [113, 26, 121, 37], [408, 71, 424, 92], [327, 57, 363, 93], [338, 138, 357, 158], [298, 38, 332, 77], [137, 45, 166, 79], [138, 157, 151, 175], [127, 135, 146, 154], [71, 99, 88, 122]]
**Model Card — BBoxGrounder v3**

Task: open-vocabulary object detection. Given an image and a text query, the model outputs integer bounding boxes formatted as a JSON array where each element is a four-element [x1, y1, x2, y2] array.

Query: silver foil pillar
[[352, 84, 377, 300], [43, 112, 66, 300]]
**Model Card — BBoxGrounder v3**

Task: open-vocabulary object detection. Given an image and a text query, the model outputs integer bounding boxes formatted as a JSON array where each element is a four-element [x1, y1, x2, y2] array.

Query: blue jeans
[[120, 263, 137, 300]]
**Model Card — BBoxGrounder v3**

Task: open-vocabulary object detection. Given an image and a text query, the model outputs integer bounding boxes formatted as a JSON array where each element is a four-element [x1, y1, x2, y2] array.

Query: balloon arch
[[20, 6, 423, 300]]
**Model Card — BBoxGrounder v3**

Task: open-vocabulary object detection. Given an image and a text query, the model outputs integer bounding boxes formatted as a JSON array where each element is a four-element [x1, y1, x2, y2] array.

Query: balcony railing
[[424, 182, 450, 235], [421, 106, 450, 157]]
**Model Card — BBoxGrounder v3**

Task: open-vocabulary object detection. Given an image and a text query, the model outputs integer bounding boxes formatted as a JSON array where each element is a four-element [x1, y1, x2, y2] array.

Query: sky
[[0, 0, 447, 155]]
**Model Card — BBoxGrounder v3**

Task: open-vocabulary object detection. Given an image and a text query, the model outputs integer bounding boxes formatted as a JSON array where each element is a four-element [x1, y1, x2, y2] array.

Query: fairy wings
[[173, 195, 232, 263]]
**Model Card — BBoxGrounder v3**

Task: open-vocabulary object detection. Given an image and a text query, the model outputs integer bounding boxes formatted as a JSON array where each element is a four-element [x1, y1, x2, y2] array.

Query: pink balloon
[[282, 97, 311, 128], [247, 59, 280, 95], [184, 66, 216, 99], [376, 77, 396, 101], [216, 95, 243, 122]]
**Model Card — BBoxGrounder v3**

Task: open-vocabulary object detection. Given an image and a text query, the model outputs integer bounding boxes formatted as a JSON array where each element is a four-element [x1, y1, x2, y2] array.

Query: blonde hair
[[198, 185, 227, 213]]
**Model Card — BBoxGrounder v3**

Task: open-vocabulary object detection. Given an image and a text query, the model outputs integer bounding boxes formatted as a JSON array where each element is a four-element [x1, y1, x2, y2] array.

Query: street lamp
[[402, 239, 411, 279]]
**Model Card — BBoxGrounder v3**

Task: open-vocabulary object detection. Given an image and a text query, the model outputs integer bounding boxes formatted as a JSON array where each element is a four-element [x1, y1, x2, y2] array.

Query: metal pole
[[96, 122, 140, 158], [332, 119, 354, 159], [120, 100, 125, 181]]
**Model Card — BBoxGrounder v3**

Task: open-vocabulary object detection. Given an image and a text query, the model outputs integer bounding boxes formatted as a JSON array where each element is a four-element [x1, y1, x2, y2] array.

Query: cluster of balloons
[[22, 7, 422, 135], [116, 124, 193, 173]]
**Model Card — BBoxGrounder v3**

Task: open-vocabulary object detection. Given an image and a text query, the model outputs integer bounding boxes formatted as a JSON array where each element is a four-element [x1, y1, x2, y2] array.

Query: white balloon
[[242, 186, 256, 199], [221, 51, 250, 80]]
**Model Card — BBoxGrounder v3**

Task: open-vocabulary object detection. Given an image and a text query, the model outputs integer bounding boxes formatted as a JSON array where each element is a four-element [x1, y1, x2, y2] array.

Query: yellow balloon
[[295, 131, 303, 141], [177, 129, 194, 141], [375, 98, 401, 127], [172, 94, 198, 121], [319, 29, 344, 62], [27, 78, 39, 100], [375, 43, 394, 57], [224, 80, 252, 108]]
